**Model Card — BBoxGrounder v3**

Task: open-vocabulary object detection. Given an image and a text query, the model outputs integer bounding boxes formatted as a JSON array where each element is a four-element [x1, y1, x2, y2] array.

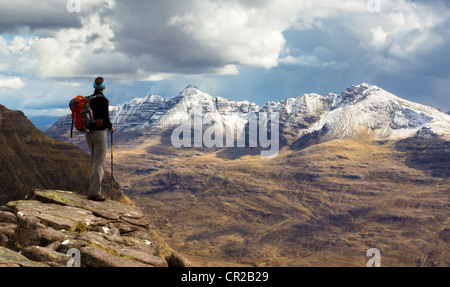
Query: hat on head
[[93, 78, 106, 90]]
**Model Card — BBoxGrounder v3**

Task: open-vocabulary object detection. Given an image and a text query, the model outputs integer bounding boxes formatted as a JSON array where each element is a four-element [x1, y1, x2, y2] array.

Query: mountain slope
[[0, 104, 126, 205]]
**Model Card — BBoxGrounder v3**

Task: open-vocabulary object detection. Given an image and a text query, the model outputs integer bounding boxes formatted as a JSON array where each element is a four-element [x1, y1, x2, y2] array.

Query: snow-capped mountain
[[109, 85, 260, 133], [107, 83, 450, 141], [266, 83, 450, 147], [46, 84, 450, 149]]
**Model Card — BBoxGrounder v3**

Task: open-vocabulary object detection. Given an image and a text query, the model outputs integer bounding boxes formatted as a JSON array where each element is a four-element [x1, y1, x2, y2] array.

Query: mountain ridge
[[46, 83, 450, 153]]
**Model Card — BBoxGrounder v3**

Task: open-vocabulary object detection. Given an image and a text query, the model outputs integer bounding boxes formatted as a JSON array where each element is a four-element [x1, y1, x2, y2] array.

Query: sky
[[0, 0, 449, 119]]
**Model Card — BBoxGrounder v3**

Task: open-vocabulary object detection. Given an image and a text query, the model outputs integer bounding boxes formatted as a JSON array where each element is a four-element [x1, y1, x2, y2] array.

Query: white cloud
[[164, 0, 305, 69], [0, 0, 109, 33], [0, 36, 8, 54], [22, 108, 69, 117], [363, 0, 448, 57], [1, 0, 450, 82], [370, 26, 388, 47], [0, 37, 9, 71], [56, 81, 80, 87], [0, 76, 25, 89], [279, 55, 319, 66], [31, 13, 116, 78], [7, 35, 34, 54], [8, 0, 305, 80]]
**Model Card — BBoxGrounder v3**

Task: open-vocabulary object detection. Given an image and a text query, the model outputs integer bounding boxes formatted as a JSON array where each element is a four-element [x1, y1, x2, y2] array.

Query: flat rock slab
[[21, 246, 71, 267], [32, 190, 143, 220], [6, 200, 105, 232]]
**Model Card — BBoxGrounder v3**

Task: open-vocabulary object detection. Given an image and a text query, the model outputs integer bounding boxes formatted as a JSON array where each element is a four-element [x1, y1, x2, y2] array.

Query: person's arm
[[103, 97, 114, 132]]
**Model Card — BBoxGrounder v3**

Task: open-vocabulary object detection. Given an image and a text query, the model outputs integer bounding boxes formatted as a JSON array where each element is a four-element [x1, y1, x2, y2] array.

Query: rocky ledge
[[0, 190, 191, 267]]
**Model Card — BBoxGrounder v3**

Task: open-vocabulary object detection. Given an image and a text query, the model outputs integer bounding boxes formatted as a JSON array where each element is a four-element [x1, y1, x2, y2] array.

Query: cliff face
[[0, 104, 124, 205], [0, 189, 190, 267]]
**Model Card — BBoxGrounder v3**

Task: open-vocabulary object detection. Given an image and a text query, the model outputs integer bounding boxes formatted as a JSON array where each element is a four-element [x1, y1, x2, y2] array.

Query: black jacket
[[89, 92, 113, 131]]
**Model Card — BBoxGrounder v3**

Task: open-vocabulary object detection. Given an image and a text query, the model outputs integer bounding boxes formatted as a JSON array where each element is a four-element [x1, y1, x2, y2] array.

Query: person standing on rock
[[86, 77, 115, 201]]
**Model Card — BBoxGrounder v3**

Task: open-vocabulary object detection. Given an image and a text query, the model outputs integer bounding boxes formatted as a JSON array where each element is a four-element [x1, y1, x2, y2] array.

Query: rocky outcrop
[[0, 189, 191, 267]]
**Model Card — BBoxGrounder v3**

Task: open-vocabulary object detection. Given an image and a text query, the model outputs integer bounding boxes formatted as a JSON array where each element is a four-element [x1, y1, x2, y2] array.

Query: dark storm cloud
[[0, 1, 82, 33]]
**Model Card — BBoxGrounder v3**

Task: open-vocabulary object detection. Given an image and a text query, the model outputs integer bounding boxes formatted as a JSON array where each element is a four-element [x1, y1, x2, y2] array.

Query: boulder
[[0, 246, 47, 267], [21, 246, 71, 267]]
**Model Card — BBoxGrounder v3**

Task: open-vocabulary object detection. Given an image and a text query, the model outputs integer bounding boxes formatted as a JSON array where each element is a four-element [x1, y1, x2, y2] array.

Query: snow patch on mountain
[[110, 94, 165, 131]]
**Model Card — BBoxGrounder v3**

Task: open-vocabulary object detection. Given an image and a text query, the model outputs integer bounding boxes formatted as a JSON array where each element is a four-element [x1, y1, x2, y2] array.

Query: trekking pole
[[111, 131, 114, 201]]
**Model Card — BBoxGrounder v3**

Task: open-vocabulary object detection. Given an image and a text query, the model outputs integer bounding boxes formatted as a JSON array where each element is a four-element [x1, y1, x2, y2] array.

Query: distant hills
[[28, 116, 61, 132]]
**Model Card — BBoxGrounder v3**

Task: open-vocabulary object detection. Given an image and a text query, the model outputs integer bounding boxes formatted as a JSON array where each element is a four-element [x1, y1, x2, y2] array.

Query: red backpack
[[69, 95, 95, 138]]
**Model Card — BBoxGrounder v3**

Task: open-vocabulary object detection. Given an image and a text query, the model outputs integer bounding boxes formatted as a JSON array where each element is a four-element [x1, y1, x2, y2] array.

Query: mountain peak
[[337, 83, 380, 105], [174, 85, 204, 97], [348, 82, 377, 91], [173, 85, 214, 102], [184, 84, 201, 90], [180, 84, 206, 94]]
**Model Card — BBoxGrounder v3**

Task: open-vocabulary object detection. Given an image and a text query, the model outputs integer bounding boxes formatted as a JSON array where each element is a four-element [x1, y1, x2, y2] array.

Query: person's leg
[[87, 130, 107, 198], [86, 132, 95, 194]]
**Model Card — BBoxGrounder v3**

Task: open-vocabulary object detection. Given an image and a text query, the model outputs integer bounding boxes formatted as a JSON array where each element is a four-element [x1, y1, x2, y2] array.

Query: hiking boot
[[88, 194, 107, 202]]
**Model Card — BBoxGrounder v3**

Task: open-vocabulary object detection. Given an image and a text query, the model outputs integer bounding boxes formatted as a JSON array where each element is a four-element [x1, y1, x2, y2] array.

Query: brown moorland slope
[[113, 135, 449, 267]]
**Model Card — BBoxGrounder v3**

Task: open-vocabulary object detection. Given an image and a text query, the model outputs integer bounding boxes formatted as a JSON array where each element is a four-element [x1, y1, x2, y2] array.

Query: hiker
[[86, 77, 115, 201]]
